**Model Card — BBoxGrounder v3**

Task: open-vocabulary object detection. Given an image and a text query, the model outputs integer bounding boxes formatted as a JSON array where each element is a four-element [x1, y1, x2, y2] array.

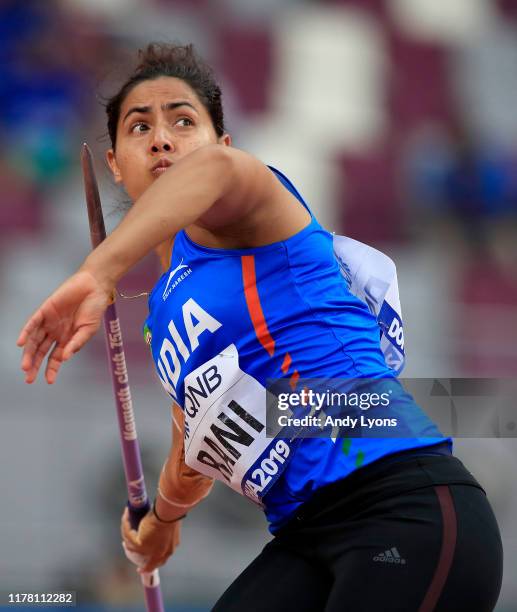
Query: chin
[[125, 180, 152, 200]]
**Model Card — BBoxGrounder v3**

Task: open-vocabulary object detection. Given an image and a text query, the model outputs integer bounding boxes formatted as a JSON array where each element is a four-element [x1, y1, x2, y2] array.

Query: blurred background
[[1, 0, 516, 610]]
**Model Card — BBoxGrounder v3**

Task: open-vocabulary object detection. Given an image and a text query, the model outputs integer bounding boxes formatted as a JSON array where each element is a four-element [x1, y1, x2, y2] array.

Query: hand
[[121, 506, 181, 574], [17, 268, 112, 384]]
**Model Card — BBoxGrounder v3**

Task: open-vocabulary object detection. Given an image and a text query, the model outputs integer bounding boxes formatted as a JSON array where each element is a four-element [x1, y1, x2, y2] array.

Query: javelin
[[81, 143, 165, 612]]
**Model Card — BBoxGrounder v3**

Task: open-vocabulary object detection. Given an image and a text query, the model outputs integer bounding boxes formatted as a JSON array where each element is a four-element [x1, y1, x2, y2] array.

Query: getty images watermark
[[276, 387, 395, 429], [265, 378, 517, 439]]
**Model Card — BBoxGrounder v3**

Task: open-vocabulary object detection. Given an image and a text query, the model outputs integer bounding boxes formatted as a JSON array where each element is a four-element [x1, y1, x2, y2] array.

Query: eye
[[130, 121, 149, 134], [175, 117, 193, 127]]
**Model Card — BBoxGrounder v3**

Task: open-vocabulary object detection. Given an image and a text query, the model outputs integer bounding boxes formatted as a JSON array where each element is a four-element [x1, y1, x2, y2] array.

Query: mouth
[[151, 158, 173, 176]]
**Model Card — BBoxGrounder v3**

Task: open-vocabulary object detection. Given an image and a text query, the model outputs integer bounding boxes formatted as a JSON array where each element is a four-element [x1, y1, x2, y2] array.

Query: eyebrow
[[122, 101, 197, 123]]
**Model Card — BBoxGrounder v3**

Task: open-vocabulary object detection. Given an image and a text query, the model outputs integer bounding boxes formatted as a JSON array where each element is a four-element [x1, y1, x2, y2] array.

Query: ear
[[218, 133, 232, 147], [106, 149, 123, 184]]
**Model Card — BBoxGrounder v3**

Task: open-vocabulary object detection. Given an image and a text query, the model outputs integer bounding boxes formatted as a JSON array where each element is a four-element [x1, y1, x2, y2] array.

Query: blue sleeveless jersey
[[144, 167, 452, 532]]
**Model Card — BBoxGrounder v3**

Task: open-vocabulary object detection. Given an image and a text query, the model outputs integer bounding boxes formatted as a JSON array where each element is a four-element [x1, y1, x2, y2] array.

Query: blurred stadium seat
[[217, 22, 273, 115], [388, 33, 453, 133]]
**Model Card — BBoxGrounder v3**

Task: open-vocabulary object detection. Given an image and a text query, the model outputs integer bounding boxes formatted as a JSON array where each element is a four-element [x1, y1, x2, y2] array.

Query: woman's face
[[107, 76, 230, 201]]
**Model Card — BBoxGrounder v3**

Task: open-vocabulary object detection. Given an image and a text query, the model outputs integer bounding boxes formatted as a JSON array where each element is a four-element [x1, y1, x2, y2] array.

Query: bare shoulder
[[194, 145, 311, 247]]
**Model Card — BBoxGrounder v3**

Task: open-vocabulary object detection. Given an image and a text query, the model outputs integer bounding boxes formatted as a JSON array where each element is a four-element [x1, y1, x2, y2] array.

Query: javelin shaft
[[81, 143, 165, 611]]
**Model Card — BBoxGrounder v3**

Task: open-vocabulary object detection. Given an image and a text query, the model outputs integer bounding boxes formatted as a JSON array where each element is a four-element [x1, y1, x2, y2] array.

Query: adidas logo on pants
[[373, 547, 406, 564]]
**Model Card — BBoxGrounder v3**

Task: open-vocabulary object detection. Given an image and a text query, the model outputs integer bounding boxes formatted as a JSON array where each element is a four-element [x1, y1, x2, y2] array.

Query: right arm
[[17, 145, 308, 384], [155, 402, 214, 521], [121, 403, 213, 573]]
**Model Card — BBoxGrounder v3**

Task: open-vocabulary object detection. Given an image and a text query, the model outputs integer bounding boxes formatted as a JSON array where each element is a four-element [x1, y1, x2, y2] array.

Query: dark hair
[[106, 43, 225, 149]]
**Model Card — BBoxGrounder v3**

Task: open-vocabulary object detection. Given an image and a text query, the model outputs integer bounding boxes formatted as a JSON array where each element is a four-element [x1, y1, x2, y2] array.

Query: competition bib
[[182, 344, 295, 506], [333, 235, 405, 374]]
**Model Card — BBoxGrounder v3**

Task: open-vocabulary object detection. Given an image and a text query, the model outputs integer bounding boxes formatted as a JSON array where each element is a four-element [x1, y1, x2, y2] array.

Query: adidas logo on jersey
[[373, 547, 406, 564]]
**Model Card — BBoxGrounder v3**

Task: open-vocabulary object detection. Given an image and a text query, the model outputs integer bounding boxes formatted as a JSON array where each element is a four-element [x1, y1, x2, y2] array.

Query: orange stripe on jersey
[[241, 255, 276, 357], [290, 370, 300, 390], [301, 386, 310, 405], [281, 352, 292, 374]]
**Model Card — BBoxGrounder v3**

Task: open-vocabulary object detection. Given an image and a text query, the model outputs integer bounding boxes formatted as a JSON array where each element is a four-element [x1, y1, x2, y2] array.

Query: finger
[[122, 539, 143, 555], [25, 335, 54, 384], [121, 508, 137, 535], [138, 558, 163, 574], [44, 343, 67, 385], [123, 531, 141, 550], [21, 325, 48, 372], [121, 515, 134, 540], [122, 541, 148, 568], [63, 325, 96, 361], [121, 519, 141, 547], [121, 539, 140, 554], [17, 310, 44, 348]]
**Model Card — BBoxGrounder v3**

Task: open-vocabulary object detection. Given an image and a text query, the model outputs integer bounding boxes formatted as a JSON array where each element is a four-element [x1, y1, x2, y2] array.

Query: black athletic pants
[[213, 450, 503, 612]]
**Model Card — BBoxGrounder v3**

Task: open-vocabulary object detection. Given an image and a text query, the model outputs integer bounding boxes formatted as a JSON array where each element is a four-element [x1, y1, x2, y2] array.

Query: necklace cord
[[116, 289, 150, 300]]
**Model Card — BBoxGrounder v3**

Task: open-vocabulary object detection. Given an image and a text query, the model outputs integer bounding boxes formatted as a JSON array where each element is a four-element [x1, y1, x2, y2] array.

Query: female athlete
[[17, 44, 503, 611]]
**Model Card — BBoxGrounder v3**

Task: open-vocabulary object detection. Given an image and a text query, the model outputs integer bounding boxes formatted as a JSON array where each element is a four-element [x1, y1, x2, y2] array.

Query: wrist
[[152, 498, 186, 524], [79, 255, 117, 297]]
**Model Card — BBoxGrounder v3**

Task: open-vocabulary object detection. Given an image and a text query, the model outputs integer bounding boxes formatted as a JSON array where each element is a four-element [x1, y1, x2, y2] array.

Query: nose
[[151, 141, 172, 153], [150, 125, 174, 154]]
